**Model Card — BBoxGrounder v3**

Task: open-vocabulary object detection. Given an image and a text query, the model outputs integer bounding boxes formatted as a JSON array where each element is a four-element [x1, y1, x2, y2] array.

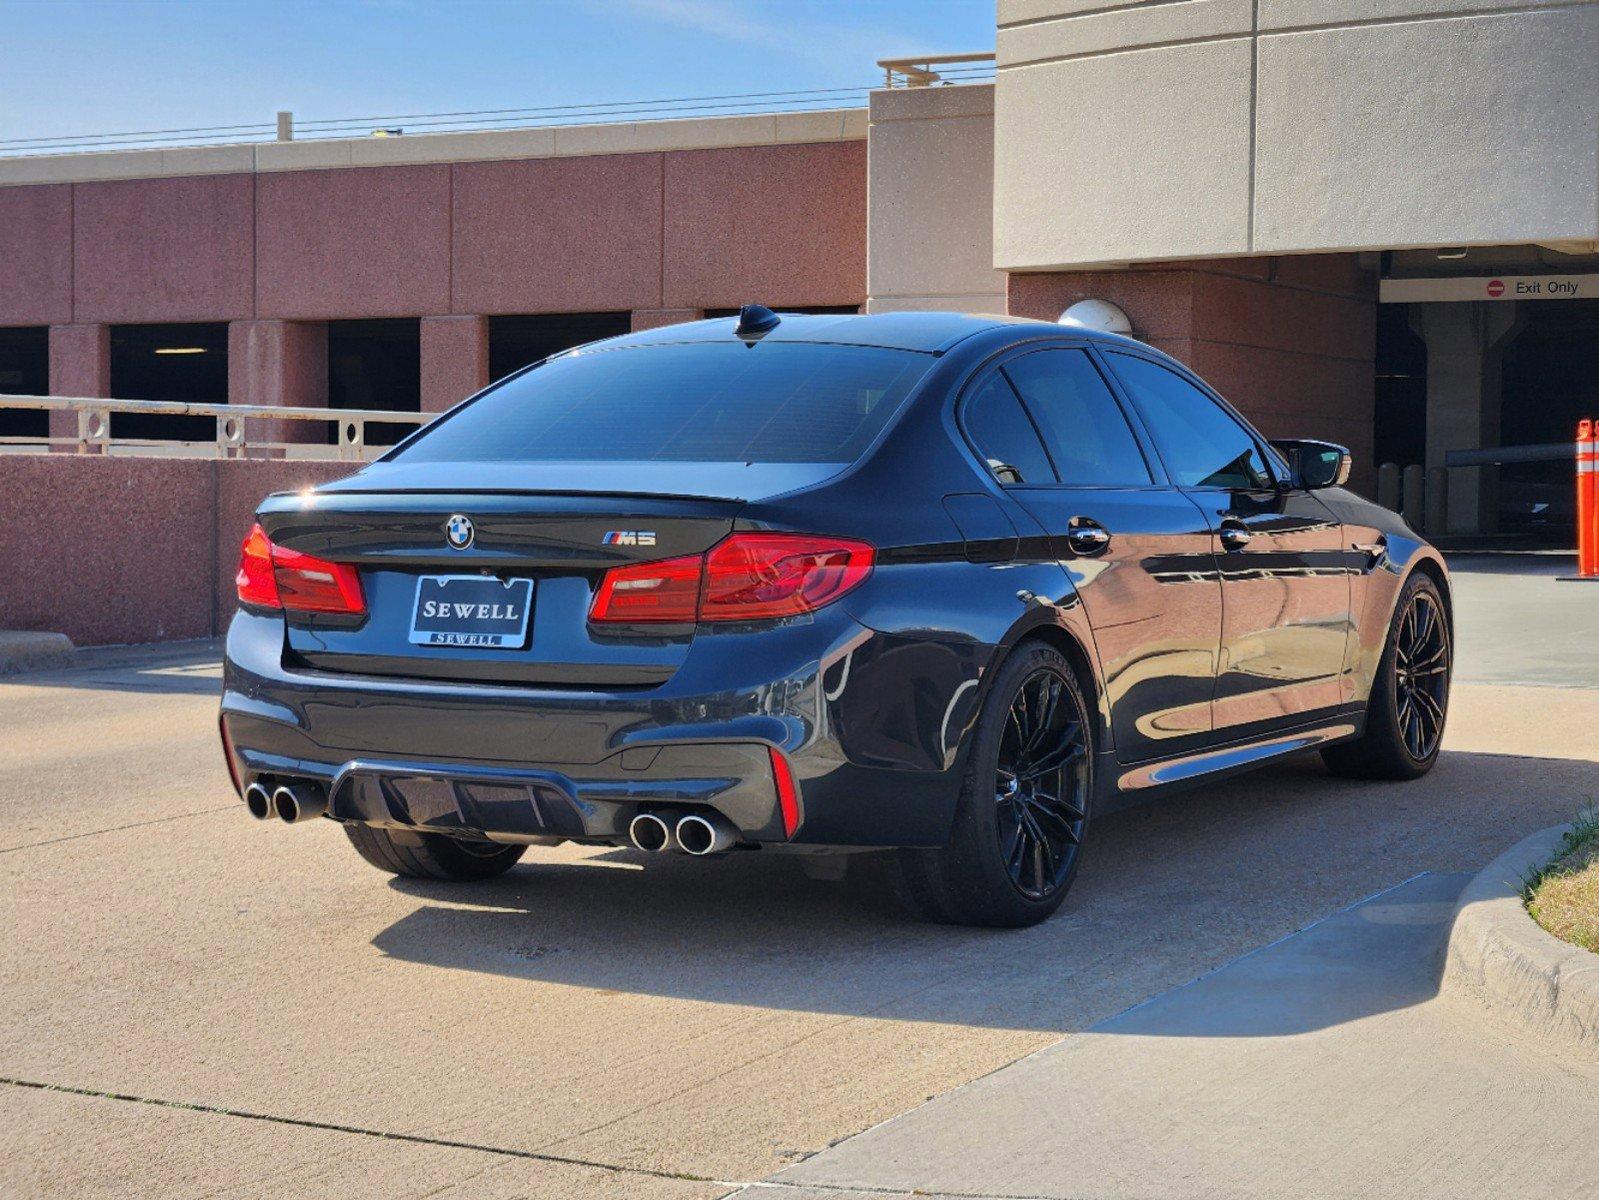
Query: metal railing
[[0, 395, 433, 461], [877, 53, 996, 88]]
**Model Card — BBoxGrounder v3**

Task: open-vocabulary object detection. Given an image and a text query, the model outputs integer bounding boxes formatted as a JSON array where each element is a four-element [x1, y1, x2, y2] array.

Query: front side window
[[962, 372, 1056, 484], [1001, 349, 1152, 486], [390, 341, 933, 465], [1107, 353, 1273, 490]]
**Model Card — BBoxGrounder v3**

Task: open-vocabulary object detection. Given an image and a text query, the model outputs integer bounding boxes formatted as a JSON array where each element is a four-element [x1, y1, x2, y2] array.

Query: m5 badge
[[602, 531, 657, 546]]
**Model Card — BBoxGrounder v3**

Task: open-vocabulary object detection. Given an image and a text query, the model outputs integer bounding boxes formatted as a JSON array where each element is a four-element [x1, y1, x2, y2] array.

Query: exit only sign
[[1380, 274, 1599, 303]]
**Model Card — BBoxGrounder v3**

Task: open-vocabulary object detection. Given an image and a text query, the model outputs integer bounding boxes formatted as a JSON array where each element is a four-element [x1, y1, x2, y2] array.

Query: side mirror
[[1271, 439, 1352, 490]]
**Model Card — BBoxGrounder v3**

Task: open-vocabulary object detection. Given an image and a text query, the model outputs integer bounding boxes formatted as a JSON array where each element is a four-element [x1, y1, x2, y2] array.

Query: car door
[[966, 345, 1223, 764], [1103, 351, 1353, 735]]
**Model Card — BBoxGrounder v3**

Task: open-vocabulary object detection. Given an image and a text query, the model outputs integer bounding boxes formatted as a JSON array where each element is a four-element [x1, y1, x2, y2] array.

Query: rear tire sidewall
[[909, 641, 1093, 927]]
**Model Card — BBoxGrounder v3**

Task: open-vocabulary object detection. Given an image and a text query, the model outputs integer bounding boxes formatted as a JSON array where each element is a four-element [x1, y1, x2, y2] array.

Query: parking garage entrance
[[1377, 258, 1599, 544]]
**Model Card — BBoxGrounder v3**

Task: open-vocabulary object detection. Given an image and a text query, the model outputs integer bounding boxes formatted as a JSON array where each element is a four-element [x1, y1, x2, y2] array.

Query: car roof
[[574, 310, 1061, 355]]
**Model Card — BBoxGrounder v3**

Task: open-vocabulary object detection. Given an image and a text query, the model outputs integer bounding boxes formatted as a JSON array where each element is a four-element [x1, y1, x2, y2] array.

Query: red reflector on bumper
[[770, 746, 799, 839]]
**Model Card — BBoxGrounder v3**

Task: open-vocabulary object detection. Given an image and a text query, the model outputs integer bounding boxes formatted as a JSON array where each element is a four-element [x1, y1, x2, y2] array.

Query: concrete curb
[[0, 631, 76, 676], [1442, 823, 1599, 1060]]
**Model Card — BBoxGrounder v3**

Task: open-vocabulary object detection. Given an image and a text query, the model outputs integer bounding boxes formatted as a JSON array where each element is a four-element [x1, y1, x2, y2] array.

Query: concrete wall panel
[[867, 85, 1004, 313], [451, 154, 663, 314], [73, 175, 254, 323], [663, 141, 866, 309], [994, 38, 1254, 270], [256, 165, 451, 319], [420, 315, 488, 413], [0, 185, 72, 326], [0, 457, 357, 645], [998, 1, 1599, 268], [1253, 5, 1599, 252], [999, 0, 1252, 64]]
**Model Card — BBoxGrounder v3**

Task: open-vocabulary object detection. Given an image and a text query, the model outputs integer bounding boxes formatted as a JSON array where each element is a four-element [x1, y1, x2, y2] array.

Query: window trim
[[1101, 347, 1285, 492]]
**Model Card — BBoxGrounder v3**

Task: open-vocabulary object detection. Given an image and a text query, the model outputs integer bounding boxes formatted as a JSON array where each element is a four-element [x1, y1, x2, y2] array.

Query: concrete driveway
[[2, 556, 1595, 1198]]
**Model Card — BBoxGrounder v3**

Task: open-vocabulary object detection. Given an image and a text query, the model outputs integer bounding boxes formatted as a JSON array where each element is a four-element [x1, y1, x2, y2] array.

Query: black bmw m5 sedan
[[220, 307, 1451, 926]]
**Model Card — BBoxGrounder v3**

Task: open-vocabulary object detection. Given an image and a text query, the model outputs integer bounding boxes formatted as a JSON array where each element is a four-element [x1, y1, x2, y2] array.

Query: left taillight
[[236, 522, 366, 616]]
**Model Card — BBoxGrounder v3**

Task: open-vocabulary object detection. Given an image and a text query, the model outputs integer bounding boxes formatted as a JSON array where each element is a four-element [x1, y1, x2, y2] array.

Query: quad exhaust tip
[[628, 811, 675, 853], [243, 782, 273, 821], [675, 812, 737, 857], [271, 783, 328, 825]]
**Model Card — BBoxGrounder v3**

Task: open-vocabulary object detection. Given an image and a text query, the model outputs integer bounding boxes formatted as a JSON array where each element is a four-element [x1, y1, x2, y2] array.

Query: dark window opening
[[328, 319, 420, 447], [109, 323, 229, 442], [488, 313, 631, 383], [1374, 304, 1427, 472], [0, 327, 49, 440], [393, 341, 932, 466]]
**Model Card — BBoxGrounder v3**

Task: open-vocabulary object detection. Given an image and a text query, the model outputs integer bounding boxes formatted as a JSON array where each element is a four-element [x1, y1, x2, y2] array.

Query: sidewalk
[[758, 873, 1599, 1200]]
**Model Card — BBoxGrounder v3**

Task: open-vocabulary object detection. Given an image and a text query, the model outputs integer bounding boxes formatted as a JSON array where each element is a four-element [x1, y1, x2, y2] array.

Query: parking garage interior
[[1377, 247, 1599, 543], [0, 326, 47, 440], [108, 322, 228, 443], [487, 312, 631, 382]]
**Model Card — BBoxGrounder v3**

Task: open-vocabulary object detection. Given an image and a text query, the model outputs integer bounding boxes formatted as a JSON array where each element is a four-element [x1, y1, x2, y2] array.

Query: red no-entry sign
[[1486, 279, 1505, 297]]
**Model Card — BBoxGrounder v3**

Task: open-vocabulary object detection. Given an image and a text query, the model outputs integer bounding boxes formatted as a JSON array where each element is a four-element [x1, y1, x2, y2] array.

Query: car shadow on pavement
[[368, 748, 1598, 1038]]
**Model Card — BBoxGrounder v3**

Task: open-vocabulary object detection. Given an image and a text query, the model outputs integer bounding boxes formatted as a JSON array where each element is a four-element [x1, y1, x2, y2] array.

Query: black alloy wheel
[[1322, 572, 1451, 781], [898, 641, 1095, 927], [1393, 589, 1449, 761], [995, 668, 1090, 900]]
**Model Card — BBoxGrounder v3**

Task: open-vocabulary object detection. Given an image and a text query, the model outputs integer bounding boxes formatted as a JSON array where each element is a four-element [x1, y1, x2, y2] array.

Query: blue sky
[[0, 0, 995, 145]]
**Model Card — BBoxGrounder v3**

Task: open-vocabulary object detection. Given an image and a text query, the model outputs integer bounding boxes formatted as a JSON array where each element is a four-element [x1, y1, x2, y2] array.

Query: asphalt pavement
[[1, 554, 1595, 1198]]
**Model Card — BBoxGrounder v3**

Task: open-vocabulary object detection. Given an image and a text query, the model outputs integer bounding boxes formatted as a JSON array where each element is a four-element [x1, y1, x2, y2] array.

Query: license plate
[[409, 576, 534, 648]]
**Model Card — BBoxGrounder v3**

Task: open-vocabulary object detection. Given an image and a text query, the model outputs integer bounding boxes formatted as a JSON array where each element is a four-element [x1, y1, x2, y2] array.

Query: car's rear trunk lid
[[256, 484, 753, 687]]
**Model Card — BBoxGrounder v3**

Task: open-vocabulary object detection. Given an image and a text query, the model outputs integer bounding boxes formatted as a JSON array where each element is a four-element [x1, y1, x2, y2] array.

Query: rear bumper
[[220, 608, 987, 848]]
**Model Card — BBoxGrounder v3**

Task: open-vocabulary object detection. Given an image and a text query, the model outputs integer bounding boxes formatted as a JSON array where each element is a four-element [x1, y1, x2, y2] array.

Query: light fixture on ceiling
[[153, 346, 208, 355], [1435, 248, 1468, 260]]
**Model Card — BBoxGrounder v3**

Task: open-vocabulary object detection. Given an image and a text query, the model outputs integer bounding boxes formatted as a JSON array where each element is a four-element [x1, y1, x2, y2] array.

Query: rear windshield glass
[[389, 341, 933, 465]]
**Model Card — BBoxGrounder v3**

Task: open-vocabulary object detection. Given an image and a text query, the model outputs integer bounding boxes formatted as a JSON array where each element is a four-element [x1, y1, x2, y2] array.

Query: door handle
[[1066, 523, 1111, 555], [1219, 526, 1253, 551]]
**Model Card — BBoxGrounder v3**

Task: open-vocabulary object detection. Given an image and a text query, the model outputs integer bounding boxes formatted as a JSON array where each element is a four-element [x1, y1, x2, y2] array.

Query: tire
[[1322, 572, 1451, 781], [899, 640, 1093, 928], [343, 823, 525, 881]]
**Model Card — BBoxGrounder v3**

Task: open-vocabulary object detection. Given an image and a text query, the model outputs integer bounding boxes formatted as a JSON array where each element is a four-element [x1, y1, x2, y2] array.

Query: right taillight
[[236, 523, 366, 616], [588, 533, 874, 625]]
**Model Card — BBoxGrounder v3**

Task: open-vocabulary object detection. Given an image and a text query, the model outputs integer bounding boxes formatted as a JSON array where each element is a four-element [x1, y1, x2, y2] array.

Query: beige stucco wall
[[994, 0, 1599, 270], [865, 85, 1006, 313]]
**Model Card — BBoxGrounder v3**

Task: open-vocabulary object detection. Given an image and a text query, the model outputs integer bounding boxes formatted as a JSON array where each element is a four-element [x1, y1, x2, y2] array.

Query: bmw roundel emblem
[[445, 514, 475, 550]]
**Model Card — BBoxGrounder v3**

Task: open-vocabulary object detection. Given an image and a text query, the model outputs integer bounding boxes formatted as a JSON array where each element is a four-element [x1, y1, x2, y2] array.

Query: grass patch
[[1525, 806, 1599, 955]]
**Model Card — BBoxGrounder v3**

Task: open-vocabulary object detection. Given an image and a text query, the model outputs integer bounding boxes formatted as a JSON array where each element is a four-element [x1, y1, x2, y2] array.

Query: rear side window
[[390, 341, 932, 465], [1107, 353, 1273, 490], [1002, 349, 1153, 486], [962, 372, 1056, 484]]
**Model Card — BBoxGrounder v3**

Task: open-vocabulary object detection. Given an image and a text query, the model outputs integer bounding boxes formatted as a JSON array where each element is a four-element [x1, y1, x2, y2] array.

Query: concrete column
[[420, 315, 489, 414], [227, 320, 328, 447], [631, 308, 700, 332], [47, 324, 110, 445], [1411, 302, 1522, 535]]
